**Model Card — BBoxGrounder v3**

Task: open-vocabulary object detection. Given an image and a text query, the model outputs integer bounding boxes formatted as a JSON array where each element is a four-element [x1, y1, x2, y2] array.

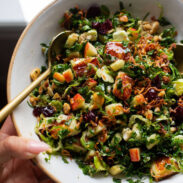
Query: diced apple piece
[[105, 103, 123, 116], [53, 72, 65, 83], [63, 69, 74, 83], [109, 164, 125, 176], [70, 94, 85, 111], [122, 128, 132, 141], [129, 148, 140, 162], [150, 157, 178, 181], [84, 42, 98, 58], [86, 78, 97, 89], [65, 33, 79, 48], [113, 30, 129, 42], [91, 92, 104, 109], [110, 59, 125, 71]]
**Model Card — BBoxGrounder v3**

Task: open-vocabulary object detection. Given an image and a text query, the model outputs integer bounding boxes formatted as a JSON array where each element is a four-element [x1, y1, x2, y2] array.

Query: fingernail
[[27, 140, 50, 154]]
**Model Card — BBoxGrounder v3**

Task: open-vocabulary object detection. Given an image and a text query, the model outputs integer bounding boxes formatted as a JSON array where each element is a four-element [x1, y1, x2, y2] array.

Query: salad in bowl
[[29, 3, 183, 182]]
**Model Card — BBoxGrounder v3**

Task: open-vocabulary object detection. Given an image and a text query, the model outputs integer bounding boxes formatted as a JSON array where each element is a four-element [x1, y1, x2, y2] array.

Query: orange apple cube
[[63, 69, 74, 83], [53, 72, 65, 83], [129, 148, 141, 162], [86, 78, 97, 89], [70, 94, 85, 111]]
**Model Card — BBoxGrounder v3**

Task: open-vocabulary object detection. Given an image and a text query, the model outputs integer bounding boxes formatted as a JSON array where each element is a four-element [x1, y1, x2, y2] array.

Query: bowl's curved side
[[7, 0, 183, 183]]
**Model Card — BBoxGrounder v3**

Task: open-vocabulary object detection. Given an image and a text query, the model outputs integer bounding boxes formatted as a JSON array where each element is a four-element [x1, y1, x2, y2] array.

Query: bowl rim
[[6, 1, 183, 182], [6, 0, 61, 182]]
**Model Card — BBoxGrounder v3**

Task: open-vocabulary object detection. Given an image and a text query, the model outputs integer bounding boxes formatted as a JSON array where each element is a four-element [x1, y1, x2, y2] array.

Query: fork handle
[[0, 68, 51, 122]]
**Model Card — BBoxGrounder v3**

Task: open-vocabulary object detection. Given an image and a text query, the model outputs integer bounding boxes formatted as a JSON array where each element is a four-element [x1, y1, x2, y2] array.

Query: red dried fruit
[[84, 111, 96, 122], [92, 19, 112, 35], [173, 106, 183, 122], [152, 75, 161, 89], [145, 88, 158, 101], [33, 106, 55, 117]]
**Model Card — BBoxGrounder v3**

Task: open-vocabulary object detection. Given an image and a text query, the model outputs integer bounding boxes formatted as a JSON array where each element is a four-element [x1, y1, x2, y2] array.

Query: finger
[[0, 131, 8, 141], [0, 136, 50, 165], [1, 159, 39, 183], [1, 116, 17, 136]]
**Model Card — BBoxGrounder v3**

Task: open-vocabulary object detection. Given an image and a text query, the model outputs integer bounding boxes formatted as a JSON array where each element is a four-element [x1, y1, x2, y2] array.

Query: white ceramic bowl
[[7, 0, 183, 182]]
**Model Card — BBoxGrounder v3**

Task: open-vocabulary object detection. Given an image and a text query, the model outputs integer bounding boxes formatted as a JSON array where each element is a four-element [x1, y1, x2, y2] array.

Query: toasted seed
[[30, 68, 41, 81], [29, 96, 38, 106], [53, 93, 61, 100], [63, 103, 71, 114], [47, 87, 54, 97]]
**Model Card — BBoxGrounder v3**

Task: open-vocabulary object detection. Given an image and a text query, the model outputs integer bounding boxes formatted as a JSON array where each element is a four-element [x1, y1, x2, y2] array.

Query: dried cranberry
[[84, 111, 96, 122], [87, 6, 101, 18], [92, 19, 112, 35], [42, 106, 55, 117], [33, 107, 43, 117], [33, 106, 55, 117], [99, 19, 112, 35], [173, 106, 183, 122], [152, 75, 161, 89], [145, 88, 158, 101]]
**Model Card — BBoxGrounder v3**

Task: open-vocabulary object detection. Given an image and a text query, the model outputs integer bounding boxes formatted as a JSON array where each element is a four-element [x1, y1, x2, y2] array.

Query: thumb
[[0, 136, 50, 165]]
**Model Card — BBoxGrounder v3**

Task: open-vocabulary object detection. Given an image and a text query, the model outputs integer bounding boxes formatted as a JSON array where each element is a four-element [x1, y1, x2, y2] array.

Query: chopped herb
[[158, 16, 171, 26]]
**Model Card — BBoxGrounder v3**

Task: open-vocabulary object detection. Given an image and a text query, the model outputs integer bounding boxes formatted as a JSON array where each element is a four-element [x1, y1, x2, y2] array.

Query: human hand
[[0, 116, 54, 183]]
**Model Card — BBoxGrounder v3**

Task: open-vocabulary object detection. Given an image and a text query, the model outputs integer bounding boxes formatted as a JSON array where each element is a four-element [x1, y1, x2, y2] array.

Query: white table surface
[[0, 0, 54, 26]]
